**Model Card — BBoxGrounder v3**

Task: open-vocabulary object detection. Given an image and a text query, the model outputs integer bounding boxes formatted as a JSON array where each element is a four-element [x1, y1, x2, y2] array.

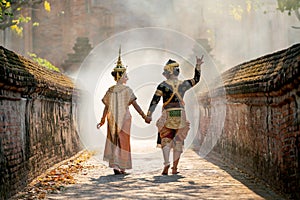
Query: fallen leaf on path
[[10, 150, 96, 200]]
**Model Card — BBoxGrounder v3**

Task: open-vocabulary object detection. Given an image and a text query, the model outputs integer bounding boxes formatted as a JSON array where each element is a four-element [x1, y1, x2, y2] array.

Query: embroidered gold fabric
[[155, 89, 163, 96], [163, 79, 185, 107], [164, 108, 187, 129], [102, 85, 136, 136]]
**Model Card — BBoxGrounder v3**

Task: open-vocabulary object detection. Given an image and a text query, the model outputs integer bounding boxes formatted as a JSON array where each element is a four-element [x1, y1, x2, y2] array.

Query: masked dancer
[[145, 56, 204, 175]]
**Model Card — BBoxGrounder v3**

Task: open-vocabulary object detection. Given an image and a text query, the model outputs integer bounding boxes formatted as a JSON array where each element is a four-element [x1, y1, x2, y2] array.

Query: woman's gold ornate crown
[[113, 46, 126, 73]]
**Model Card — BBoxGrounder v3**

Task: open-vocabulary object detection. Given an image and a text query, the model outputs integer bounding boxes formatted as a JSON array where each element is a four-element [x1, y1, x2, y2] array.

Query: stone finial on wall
[[62, 37, 93, 74]]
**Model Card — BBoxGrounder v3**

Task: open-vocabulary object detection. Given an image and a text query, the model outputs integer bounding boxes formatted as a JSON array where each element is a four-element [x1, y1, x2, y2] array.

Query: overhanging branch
[[0, 0, 44, 30], [292, 9, 300, 29]]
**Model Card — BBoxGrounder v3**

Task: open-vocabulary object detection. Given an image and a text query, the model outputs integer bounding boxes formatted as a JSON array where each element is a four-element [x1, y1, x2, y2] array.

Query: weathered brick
[[197, 43, 300, 198], [0, 46, 82, 199]]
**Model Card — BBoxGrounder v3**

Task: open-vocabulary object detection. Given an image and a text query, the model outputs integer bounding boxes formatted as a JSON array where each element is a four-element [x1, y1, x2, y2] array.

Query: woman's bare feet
[[162, 165, 170, 175]]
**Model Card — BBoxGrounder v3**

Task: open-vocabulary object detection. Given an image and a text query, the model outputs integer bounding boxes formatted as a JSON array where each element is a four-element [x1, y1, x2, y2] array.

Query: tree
[[0, 0, 50, 31], [0, 0, 58, 72], [227, 0, 300, 28], [277, 0, 300, 28]]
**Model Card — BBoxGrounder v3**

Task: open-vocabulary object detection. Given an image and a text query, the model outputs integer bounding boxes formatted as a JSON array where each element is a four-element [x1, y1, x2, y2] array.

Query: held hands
[[144, 116, 152, 124], [97, 114, 150, 128], [196, 55, 204, 71], [143, 111, 151, 124]]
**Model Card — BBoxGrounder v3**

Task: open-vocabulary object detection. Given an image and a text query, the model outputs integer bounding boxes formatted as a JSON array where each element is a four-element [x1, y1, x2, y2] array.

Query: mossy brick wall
[[0, 46, 82, 200], [197, 43, 300, 198]]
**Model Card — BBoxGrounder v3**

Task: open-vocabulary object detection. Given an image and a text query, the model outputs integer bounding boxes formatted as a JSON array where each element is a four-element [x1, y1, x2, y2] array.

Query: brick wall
[[197, 43, 300, 198], [25, 0, 113, 71], [0, 46, 82, 200]]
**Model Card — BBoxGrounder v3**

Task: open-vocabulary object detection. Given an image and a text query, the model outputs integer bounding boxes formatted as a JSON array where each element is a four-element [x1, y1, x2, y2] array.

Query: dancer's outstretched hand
[[196, 55, 204, 71]]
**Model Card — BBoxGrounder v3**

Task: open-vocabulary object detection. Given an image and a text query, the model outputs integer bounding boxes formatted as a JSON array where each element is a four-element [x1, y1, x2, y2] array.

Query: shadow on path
[[46, 149, 286, 200], [90, 174, 129, 183], [200, 151, 287, 200], [48, 173, 201, 200]]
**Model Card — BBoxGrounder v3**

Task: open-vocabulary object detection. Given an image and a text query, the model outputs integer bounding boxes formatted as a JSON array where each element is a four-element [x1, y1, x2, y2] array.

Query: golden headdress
[[163, 59, 179, 75], [112, 46, 127, 81]]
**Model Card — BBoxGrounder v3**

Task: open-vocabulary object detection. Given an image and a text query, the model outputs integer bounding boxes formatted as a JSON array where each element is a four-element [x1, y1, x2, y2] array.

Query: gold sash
[[164, 108, 187, 129]]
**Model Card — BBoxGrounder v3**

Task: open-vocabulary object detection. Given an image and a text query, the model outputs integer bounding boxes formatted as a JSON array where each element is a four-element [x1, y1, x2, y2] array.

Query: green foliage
[[0, 0, 49, 32], [277, 0, 300, 15], [28, 52, 60, 72], [18, 15, 31, 23], [32, 21, 39, 26], [0, 0, 13, 20]]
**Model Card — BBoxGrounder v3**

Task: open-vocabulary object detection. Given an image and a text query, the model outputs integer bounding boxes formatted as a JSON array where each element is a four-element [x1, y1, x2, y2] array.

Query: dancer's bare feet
[[172, 167, 179, 175], [162, 165, 170, 175], [113, 169, 121, 175]]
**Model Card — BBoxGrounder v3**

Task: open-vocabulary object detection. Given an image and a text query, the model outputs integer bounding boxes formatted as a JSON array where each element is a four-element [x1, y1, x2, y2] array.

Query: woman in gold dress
[[97, 49, 146, 175]]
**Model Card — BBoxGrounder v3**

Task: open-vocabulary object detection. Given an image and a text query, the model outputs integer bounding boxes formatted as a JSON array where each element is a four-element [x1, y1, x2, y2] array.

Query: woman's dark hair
[[111, 71, 125, 81]]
